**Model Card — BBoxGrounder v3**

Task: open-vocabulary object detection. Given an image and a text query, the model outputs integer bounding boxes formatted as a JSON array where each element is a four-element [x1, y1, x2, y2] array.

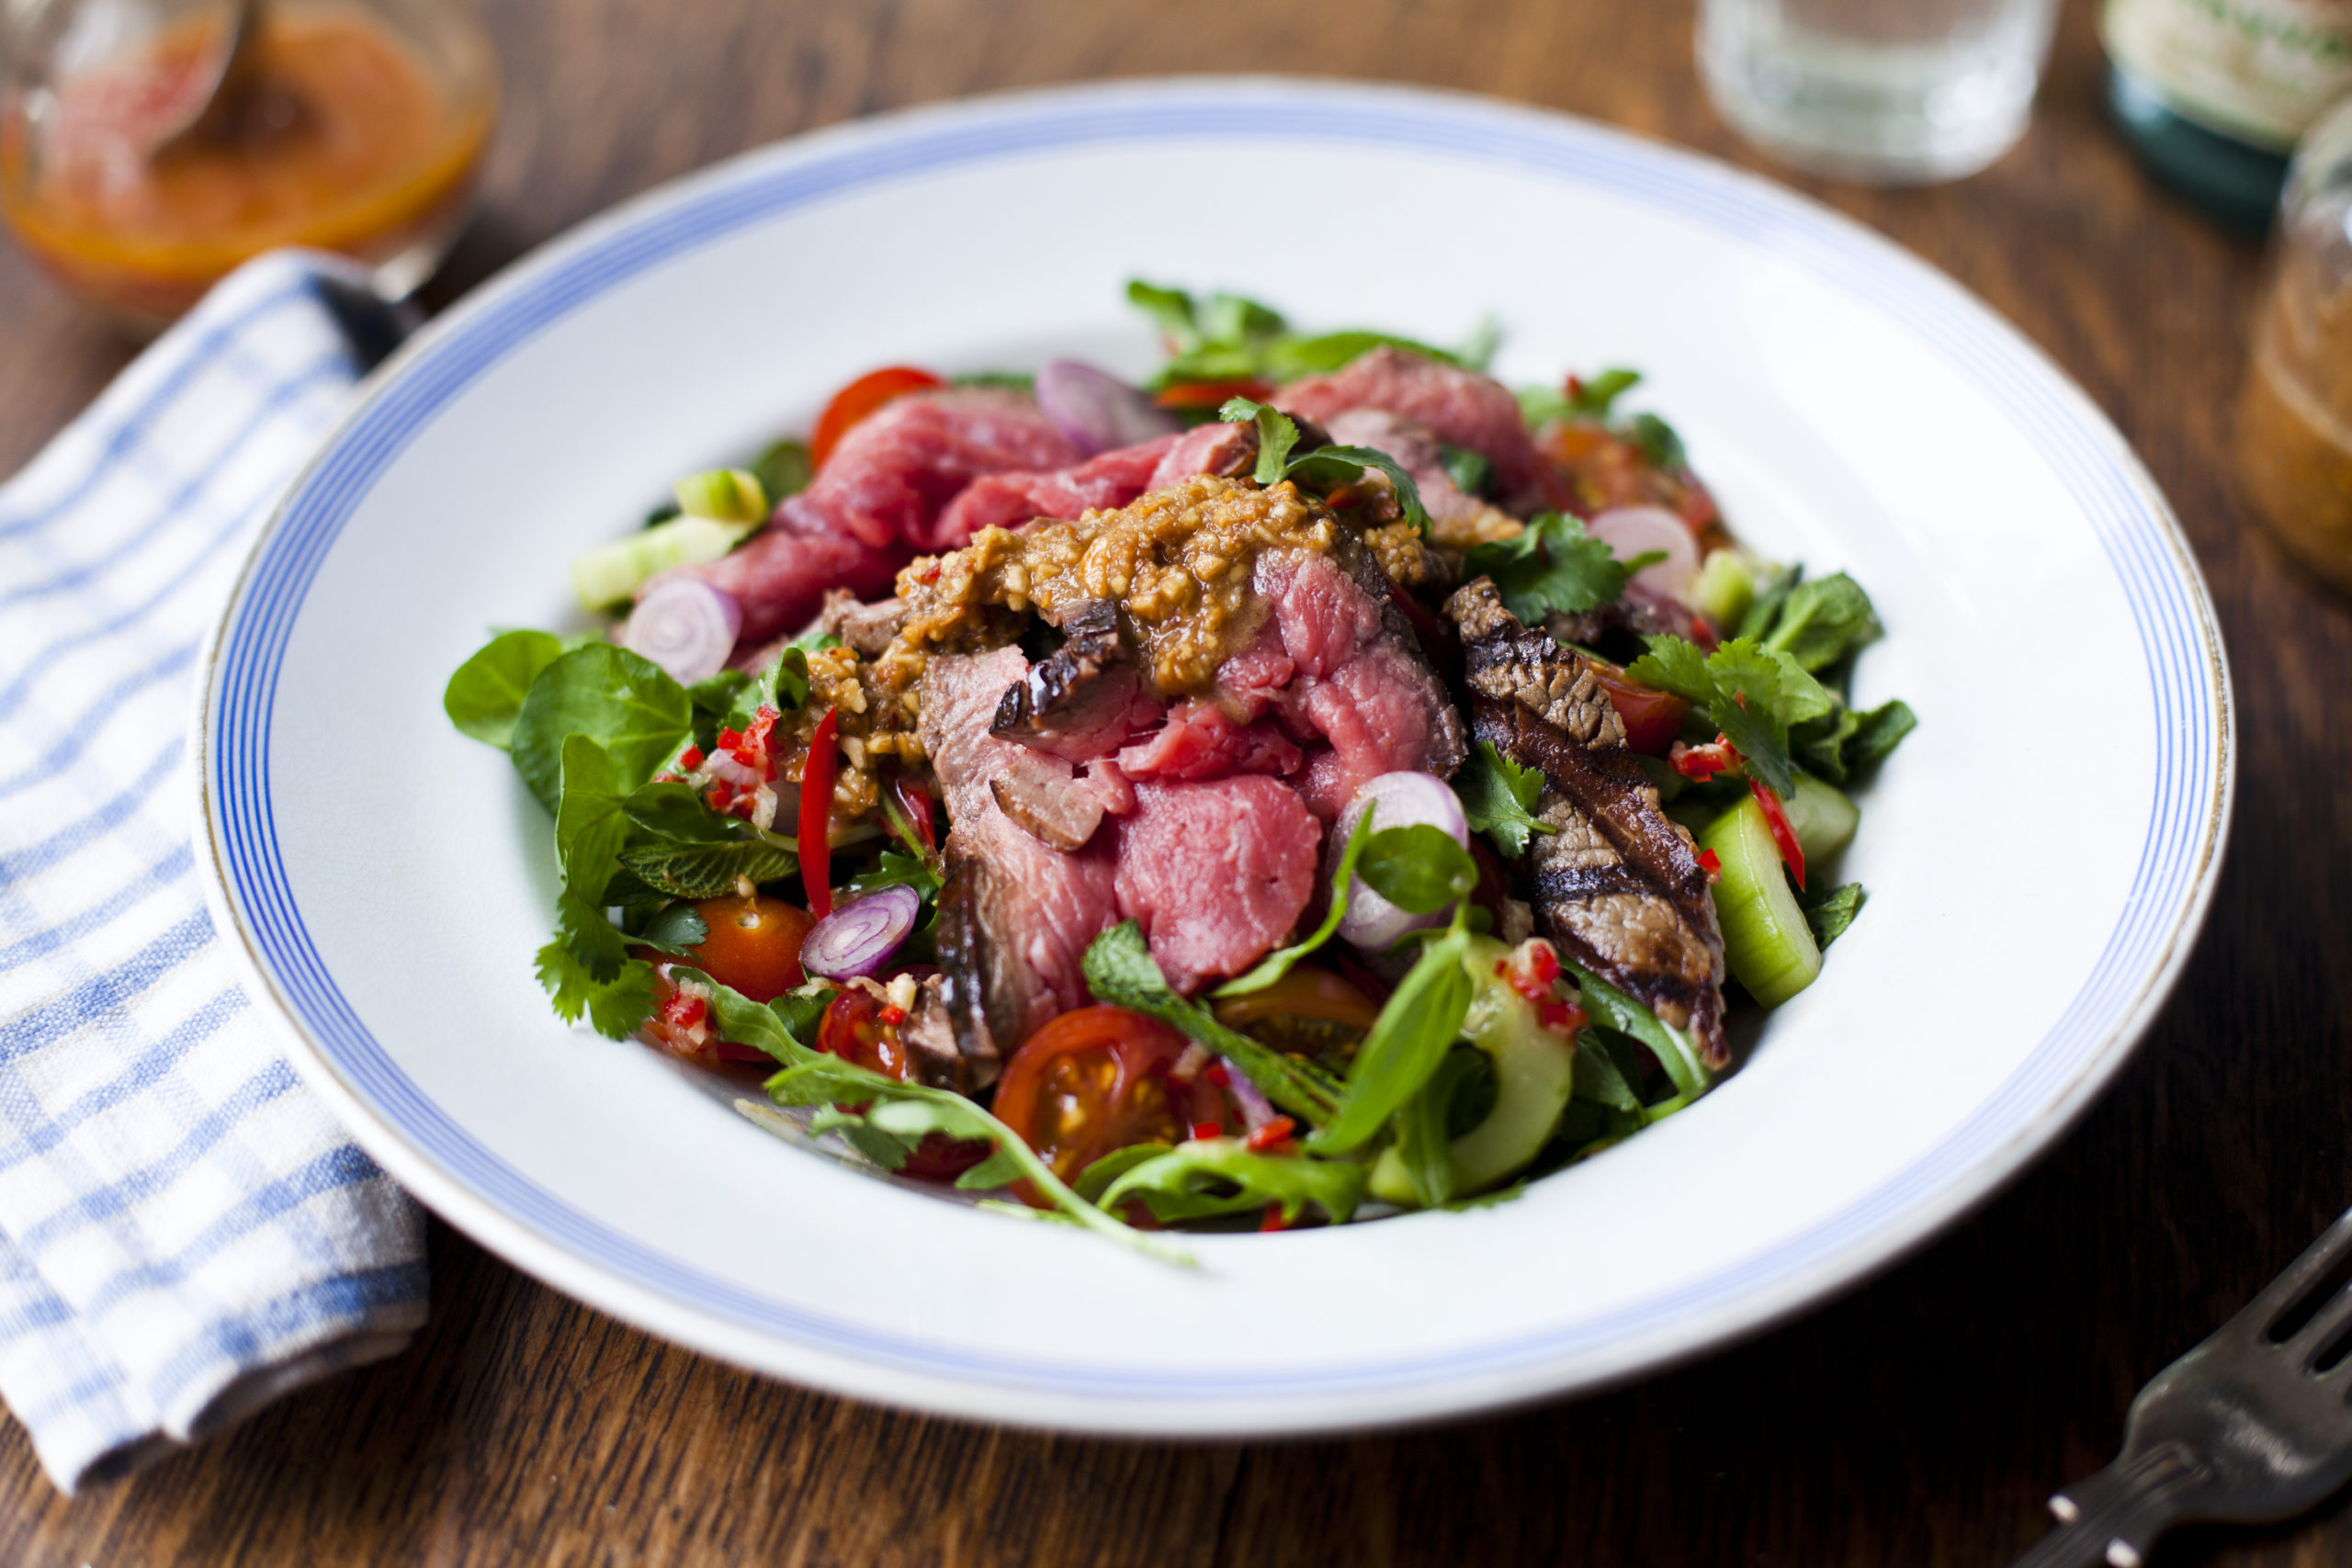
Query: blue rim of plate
[[201, 80, 2232, 1408]]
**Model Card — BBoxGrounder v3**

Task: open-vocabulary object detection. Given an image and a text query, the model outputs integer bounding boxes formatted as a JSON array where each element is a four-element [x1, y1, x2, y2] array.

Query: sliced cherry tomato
[[815, 989, 989, 1179], [797, 705, 839, 919], [681, 894, 814, 1003], [992, 1005, 1192, 1205], [1587, 658, 1691, 755], [809, 366, 945, 468], [1153, 377, 1274, 410]]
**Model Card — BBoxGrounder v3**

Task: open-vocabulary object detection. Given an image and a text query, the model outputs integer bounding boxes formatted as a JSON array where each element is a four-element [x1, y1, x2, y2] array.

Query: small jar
[[2235, 96, 2352, 592], [0, 0, 497, 326]]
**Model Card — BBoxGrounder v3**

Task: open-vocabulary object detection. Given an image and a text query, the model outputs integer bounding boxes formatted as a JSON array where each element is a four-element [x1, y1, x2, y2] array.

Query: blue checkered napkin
[[0, 252, 429, 1492]]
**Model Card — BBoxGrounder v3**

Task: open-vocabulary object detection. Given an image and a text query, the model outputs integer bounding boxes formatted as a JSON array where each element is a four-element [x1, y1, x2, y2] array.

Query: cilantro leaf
[[1282, 445, 1434, 536], [1802, 882, 1867, 949], [1464, 512, 1637, 623], [1218, 397, 1300, 483], [1457, 742, 1555, 858], [1517, 367, 1643, 427], [1623, 637, 1713, 705], [1624, 636, 1835, 798], [535, 935, 656, 1040], [445, 629, 563, 749]]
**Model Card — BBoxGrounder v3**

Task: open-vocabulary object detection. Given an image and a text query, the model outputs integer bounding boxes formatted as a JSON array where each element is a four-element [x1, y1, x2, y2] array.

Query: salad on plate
[[443, 283, 1916, 1255]]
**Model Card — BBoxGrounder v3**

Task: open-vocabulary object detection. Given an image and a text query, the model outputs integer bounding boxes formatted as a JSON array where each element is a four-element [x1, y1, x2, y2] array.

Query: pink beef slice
[[1274, 345, 1538, 498], [1114, 777, 1320, 993], [1115, 700, 1304, 782], [920, 646, 1121, 1068], [669, 389, 1080, 645], [932, 432, 1182, 542], [1148, 421, 1258, 489]]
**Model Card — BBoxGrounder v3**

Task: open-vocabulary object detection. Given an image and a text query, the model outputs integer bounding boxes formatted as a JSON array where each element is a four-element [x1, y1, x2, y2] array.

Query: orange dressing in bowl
[[0, 4, 491, 321]]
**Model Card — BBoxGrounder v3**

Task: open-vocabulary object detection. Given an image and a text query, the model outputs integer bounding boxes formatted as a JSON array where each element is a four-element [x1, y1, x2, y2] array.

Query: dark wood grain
[[3, 0, 2346, 1562]]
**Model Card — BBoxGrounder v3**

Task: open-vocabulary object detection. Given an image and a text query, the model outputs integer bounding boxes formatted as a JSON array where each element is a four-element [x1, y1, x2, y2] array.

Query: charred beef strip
[[1445, 578, 1729, 1067], [989, 598, 1159, 762]]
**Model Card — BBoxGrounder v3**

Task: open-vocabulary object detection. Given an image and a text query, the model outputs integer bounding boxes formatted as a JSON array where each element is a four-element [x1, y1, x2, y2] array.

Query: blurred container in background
[[2236, 95, 2352, 591], [2103, 0, 2352, 231], [1697, 0, 2062, 184], [0, 0, 496, 326]]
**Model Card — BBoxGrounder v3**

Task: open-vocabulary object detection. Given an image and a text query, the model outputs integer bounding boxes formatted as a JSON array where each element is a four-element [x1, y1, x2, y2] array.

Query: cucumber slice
[[1781, 773, 1859, 864], [1367, 935, 1577, 1204], [571, 515, 757, 610], [1692, 549, 1756, 627], [1701, 795, 1822, 1007]]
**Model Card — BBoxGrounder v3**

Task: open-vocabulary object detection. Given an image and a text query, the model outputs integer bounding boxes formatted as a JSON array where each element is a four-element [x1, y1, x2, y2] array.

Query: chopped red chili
[[1190, 1120, 1224, 1142], [798, 705, 840, 919], [1245, 1116, 1297, 1153], [1748, 777, 1807, 890]]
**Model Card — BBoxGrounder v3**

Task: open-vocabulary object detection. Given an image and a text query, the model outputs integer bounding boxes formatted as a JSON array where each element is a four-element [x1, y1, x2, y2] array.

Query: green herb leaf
[[618, 839, 798, 899], [1762, 573, 1880, 671], [1308, 925, 1476, 1156], [636, 902, 709, 955], [1794, 705, 1862, 784], [678, 970, 824, 1065], [509, 644, 694, 813], [1260, 329, 1457, 382], [1517, 367, 1643, 427], [1072, 1144, 1174, 1203], [723, 640, 815, 731], [1218, 396, 1301, 483], [1214, 812, 1374, 998], [1802, 882, 1867, 949], [622, 780, 744, 843], [1125, 279, 1203, 349], [554, 736, 631, 907], [535, 935, 657, 1039], [1282, 445, 1433, 536], [1355, 825, 1477, 916], [1563, 959, 1712, 1100], [1626, 412, 1686, 471], [750, 438, 812, 503], [1099, 1140, 1367, 1226], [1457, 741, 1555, 859], [444, 629, 564, 749], [1623, 635, 1836, 800], [1438, 444, 1492, 497], [1462, 511, 1635, 622], [850, 848, 943, 900], [1390, 1045, 1492, 1208], [1844, 699, 1917, 773], [1081, 923, 1342, 1125]]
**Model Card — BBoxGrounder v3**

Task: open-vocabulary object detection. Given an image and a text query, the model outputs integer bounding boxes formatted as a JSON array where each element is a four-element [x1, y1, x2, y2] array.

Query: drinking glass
[[1698, 0, 2064, 184]]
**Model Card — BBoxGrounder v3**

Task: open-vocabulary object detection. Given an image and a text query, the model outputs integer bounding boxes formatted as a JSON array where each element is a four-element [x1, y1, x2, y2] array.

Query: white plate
[[194, 79, 2233, 1436]]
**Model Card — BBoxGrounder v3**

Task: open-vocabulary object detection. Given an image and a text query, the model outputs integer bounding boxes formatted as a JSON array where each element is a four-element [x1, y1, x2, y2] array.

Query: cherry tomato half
[[1588, 659, 1690, 756], [992, 1005, 1192, 1205], [684, 894, 814, 1003], [809, 366, 945, 468], [815, 988, 989, 1179]]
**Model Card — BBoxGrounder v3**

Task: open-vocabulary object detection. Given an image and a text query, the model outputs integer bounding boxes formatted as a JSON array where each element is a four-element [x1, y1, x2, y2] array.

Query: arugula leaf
[[1462, 511, 1637, 622], [509, 644, 694, 813], [1564, 959, 1712, 1100], [618, 839, 798, 899], [1308, 924, 1476, 1156], [1457, 741, 1555, 858], [1218, 397, 1301, 483], [1281, 445, 1434, 536], [1081, 923, 1342, 1125], [1438, 445, 1492, 497], [1802, 882, 1867, 949], [622, 780, 744, 843], [445, 629, 564, 749], [1072, 1143, 1174, 1203], [1845, 699, 1917, 773], [683, 970, 824, 1065], [1099, 1140, 1366, 1226], [1215, 812, 1374, 998], [1355, 825, 1478, 915], [1762, 573, 1880, 672]]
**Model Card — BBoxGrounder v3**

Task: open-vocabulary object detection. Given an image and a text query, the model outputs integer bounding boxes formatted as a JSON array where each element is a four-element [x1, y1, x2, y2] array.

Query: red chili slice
[[1748, 777, 1807, 890], [798, 705, 840, 919]]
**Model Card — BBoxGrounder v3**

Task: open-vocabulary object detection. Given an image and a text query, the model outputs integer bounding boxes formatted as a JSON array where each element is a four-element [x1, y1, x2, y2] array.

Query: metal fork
[[2009, 1207, 2352, 1566]]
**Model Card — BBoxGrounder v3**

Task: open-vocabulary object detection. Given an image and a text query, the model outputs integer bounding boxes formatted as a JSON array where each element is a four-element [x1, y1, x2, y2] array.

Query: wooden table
[[2, 1, 2344, 1562]]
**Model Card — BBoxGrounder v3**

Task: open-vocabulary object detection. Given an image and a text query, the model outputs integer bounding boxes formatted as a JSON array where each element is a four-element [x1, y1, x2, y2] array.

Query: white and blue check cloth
[[0, 252, 429, 1492]]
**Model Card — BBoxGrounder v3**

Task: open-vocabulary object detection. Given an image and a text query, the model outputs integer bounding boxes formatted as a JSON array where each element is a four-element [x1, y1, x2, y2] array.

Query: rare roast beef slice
[[933, 432, 1182, 544], [1113, 776, 1320, 994], [919, 647, 1121, 1087], [1445, 577, 1728, 1066], [1276, 345, 1541, 501]]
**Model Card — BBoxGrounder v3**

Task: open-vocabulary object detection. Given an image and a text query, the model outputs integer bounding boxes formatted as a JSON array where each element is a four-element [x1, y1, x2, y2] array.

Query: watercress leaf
[[1309, 927, 1475, 1156], [1218, 397, 1301, 483], [1457, 741, 1555, 859], [555, 735, 629, 907], [1356, 825, 1477, 915], [1844, 698, 1917, 773], [1125, 279, 1201, 349], [1214, 812, 1375, 998], [509, 644, 694, 813], [1099, 1140, 1366, 1225], [1438, 444, 1492, 497], [1623, 635, 1715, 705], [1764, 572, 1879, 671], [1626, 411, 1687, 471], [1081, 922, 1342, 1124], [1563, 958, 1712, 1099], [618, 839, 798, 899], [1283, 445, 1433, 536], [445, 629, 564, 749], [1462, 512, 1632, 621], [636, 902, 708, 955], [622, 780, 744, 843], [1802, 882, 1867, 949]]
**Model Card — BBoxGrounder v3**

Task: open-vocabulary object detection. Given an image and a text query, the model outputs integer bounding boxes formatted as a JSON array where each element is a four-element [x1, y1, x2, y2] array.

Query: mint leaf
[[618, 839, 797, 899], [509, 643, 693, 813], [1462, 512, 1634, 622], [445, 629, 563, 749], [1457, 741, 1555, 858]]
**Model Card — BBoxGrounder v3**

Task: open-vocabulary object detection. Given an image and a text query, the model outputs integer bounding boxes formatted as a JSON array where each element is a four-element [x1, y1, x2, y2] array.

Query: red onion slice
[[801, 883, 921, 979], [1330, 772, 1470, 954], [1589, 506, 1701, 605], [1034, 359, 1180, 456], [623, 577, 742, 683], [1218, 1055, 1279, 1134]]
